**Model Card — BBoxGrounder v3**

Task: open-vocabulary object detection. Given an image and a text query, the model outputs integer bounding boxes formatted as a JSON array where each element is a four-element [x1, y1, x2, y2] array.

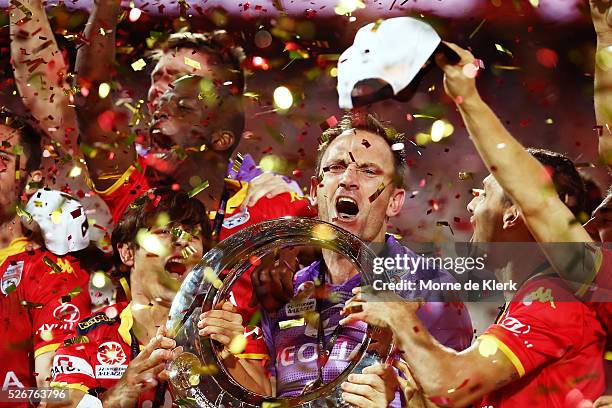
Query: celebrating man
[[341, 38, 608, 408], [0, 109, 92, 407], [200, 113, 474, 406]]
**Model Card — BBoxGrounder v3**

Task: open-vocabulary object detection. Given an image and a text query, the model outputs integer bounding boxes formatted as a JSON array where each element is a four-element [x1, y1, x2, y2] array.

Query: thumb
[[219, 300, 237, 312], [156, 324, 167, 338]]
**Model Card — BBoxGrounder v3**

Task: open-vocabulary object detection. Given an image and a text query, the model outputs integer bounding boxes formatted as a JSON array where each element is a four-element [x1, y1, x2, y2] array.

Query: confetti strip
[[469, 19, 487, 39], [43, 256, 63, 273], [184, 57, 201, 70], [188, 180, 210, 198], [131, 59, 147, 71], [436, 221, 454, 235], [458, 172, 473, 180], [368, 182, 387, 203]]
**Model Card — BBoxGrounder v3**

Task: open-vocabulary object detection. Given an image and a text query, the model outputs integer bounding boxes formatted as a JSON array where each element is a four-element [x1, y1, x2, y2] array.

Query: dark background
[[0, 0, 609, 243]]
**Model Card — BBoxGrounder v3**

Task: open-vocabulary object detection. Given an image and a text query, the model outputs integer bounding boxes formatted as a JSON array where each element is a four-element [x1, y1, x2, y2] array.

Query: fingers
[[137, 348, 175, 372], [341, 391, 375, 408], [139, 333, 175, 359], [219, 300, 237, 313], [199, 309, 243, 325], [595, 395, 612, 408], [345, 373, 385, 390], [441, 41, 475, 64], [251, 248, 296, 312], [341, 382, 377, 398], [361, 364, 387, 376], [243, 173, 292, 208]]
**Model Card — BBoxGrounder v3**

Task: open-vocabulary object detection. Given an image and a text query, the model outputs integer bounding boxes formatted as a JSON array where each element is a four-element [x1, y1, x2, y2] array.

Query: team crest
[[97, 341, 127, 365], [1, 260, 24, 295], [222, 209, 251, 230]]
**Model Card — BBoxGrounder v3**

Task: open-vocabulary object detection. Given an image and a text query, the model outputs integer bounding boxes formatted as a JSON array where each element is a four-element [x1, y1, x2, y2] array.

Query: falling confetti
[[131, 59, 147, 71]]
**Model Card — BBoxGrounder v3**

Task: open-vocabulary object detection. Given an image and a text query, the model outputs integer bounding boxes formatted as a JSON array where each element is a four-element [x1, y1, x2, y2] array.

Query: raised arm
[[75, 0, 136, 191], [341, 292, 518, 408], [436, 43, 591, 244], [591, 0, 612, 167], [435, 42, 598, 287], [9, 0, 79, 155]]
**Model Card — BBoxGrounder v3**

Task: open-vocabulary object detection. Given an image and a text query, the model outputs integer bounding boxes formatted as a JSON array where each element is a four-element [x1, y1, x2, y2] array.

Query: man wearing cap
[[0, 109, 92, 407]]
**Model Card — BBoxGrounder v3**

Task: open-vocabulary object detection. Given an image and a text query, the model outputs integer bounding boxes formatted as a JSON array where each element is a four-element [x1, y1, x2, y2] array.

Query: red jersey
[[93, 158, 150, 225], [477, 274, 606, 408], [50, 302, 172, 407], [0, 238, 91, 407], [96, 160, 316, 361], [216, 185, 316, 359], [585, 248, 612, 346]]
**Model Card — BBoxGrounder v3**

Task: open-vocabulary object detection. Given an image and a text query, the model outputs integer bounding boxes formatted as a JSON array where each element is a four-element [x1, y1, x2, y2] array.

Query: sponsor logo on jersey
[[49, 258, 75, 274], [51, 355, 94, 378], [54, 303, 81, 324], [285, 298, 316, 317], [277, 340, 359, 367], [222, 209, 250, 230], [97, 342, 127, 366], [1, 260, 24, 295], [77, 312, 116, 335], [37, 303, 82, 334], [95, 365, 128, 379], [499, 316, 531, 335]]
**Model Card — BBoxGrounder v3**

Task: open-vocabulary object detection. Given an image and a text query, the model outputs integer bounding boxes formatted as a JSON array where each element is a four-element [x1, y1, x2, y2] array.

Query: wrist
[[456, 90, 483, 112], [597, 32, 612, 46], [388, 301, 418, 329], [101, 381, 133, 408]]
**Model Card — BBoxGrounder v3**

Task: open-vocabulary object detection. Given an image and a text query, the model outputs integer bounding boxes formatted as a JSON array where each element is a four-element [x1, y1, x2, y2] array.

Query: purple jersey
[[261, 235, 473, 400]]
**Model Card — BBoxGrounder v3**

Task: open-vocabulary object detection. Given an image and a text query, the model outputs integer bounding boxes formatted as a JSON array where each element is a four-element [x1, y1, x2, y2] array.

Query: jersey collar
[[208, 179, 250, 219], [0, 237, 32, 265], [118, 303, 135, 345]]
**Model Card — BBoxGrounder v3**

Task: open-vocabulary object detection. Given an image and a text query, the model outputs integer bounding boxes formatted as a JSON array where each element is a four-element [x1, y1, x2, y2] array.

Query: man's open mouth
[[165, 257, 187, 279], [335, 196, 360, 221]]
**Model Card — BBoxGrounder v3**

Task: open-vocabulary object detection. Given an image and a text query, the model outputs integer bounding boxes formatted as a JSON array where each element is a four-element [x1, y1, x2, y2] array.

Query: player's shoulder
[[74, 303, 126, 338], [508, 274, 591, 318], [253, 191, 315, 214], [16, 247, 85, 275]]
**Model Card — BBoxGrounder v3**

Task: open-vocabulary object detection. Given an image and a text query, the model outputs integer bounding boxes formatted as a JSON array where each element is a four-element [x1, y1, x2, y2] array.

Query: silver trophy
[[166, 217, 393, 407]]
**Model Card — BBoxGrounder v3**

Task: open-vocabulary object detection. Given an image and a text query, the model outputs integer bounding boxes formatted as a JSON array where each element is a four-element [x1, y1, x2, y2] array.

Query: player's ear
[[211, 130, 235, 152], [24, 170, 43, 196], [117, 243, 136, 267], [386, 187, 405, 218], [502, 205, 522, 230], [310, 175, 322, 209]]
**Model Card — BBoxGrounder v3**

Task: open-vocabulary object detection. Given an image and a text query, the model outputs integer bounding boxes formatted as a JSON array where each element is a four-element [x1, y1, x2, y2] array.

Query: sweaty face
[[312, 129, 404, 243], [148, 75, 233, 175], [148, 48, 213, 109], [467, 175, 508, 243], [0, 125, 25, 224], [132, 223, 205, 308]]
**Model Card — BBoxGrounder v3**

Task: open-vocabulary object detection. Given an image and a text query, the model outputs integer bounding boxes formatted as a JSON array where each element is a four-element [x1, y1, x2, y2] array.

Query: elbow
[[419, 372, 482, 408]]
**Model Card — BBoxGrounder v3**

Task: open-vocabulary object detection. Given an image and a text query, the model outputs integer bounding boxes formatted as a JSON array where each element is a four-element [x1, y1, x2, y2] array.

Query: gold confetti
[[478, 336, 498, 357], [131, 59, 147, 71], [228, 335, 247, 355], [184, 57, 201, 70], [311, 224, 336, 242], [494, 43, 513, 57]]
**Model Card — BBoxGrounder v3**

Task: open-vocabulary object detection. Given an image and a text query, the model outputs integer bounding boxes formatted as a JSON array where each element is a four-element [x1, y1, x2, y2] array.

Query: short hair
[[0, 108, 42, 173], [502, 148, 587, 217], [149, 31, 246, 93], [149, 31, 246, 155], [316, 113, 407, 187], [111, 187, 211, 274]]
